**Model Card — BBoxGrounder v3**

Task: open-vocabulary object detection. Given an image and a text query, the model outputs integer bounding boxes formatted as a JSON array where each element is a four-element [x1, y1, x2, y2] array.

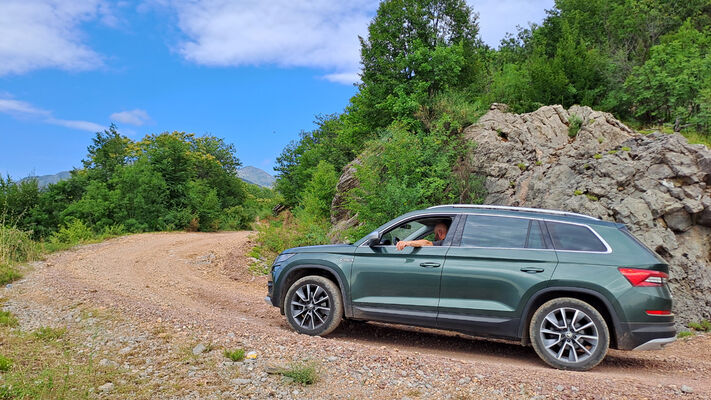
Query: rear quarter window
[[546, 221, 607, 252]]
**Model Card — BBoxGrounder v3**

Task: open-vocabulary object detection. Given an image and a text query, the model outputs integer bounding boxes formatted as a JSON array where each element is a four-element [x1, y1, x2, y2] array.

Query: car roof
[[412, 204, 621, 228]]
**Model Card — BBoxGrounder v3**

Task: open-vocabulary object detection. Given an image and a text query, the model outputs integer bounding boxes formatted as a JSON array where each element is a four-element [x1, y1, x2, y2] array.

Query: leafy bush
[[254, 211, 331, 265], [48, 219, 94, 247], [568, 115, 583, 137], [678, 331, 694, 338], [224, 349, 245, 362]]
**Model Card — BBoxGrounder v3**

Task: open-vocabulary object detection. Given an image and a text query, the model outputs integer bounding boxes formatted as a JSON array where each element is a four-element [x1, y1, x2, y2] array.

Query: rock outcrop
[[463, 104, 711, 325]]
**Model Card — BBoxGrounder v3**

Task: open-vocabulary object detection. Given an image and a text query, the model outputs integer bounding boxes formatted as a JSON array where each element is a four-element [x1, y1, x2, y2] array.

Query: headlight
[[274, 253, 295, 265]]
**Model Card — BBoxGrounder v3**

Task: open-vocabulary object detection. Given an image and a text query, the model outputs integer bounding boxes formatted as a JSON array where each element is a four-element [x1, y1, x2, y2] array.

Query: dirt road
[[4, 232, 710, 399]]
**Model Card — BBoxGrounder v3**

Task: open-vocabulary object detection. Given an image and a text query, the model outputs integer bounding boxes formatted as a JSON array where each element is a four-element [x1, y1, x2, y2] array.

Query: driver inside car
[[395, 222, 449, 250]]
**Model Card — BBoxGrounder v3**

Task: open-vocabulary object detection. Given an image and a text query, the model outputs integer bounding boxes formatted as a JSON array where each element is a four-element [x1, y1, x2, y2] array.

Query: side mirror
[[363, 231, 380, 247]]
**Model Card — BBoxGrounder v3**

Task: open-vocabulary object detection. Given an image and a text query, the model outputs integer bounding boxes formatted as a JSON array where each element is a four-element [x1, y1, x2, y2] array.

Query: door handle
[[520, 267, 545, 273], [420, 262, 441, 268]]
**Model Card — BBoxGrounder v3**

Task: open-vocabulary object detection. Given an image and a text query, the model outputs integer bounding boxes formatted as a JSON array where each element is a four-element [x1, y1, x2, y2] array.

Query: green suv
[[266, 205, 675, 370]]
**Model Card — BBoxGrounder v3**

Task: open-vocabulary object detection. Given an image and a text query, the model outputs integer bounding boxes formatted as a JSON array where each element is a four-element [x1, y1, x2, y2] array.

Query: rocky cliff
[[333, 104, 711, 326]]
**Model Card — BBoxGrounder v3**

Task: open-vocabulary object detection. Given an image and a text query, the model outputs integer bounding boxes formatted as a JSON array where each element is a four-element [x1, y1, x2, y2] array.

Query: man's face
[[434, 223, 448, 241]]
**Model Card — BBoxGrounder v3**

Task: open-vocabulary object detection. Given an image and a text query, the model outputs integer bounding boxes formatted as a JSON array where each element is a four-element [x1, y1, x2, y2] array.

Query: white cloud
[[110, 109, 152, 126], [166, 0, 377, 84], [0, 0, 113, 76], [0, 95, 104, 132], [164, 1, 554, 85], [468, 0, 554, 47]]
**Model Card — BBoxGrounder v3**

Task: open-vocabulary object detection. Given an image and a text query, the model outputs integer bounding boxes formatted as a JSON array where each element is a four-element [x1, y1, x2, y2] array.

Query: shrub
[[278, 362, 319, 385], [568, 115, 583, 137], [677, 331, 694, 338], [49, 219, 94, 246], [0, 355, 12, 372], [224, 349, 245, 362]]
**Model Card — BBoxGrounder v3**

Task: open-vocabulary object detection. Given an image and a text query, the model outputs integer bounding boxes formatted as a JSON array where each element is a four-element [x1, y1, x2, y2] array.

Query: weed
[[517, 163, 526, 171], [278, 362, 319, 385], [677, 331, 694, 338], [0, 263, 21, 285], [535, 160, 542, 166], [593, 154, 602, 160], [688, 320, 711, 332], [597, 137, 604, 144], [608, 150, 618, 154], [224, 349, 245, 362], [621, 146, 631, 152], [583, 163, 591, 170], [574, 190, 583, 196], [32, 327, 66, 341], [586, 194, 599, 201], [0, 355, 12, 372], [568, 115, 583, 137], [248, 261, 269, 276], [0, 310, 18, 327]]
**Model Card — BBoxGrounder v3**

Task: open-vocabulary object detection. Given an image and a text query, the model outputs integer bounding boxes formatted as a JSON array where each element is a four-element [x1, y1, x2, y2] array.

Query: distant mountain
[[21, 171, 72, 188], [18, 166, 274, 189], [237, 166, 275, 188]]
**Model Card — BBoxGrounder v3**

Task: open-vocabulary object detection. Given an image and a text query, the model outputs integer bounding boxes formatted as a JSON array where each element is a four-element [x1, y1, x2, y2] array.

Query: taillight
[[646, 310, 671, 316], [618, 267, 668, 287]]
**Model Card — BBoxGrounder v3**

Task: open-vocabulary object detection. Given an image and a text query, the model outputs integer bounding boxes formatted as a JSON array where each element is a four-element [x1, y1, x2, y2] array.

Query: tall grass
[[0, 225, 42, 285]]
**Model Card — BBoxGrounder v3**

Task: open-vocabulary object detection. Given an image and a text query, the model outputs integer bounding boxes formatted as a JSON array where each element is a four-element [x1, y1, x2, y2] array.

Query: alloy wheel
[[539, 307, 599, 363], [289, 283, 331, 330]]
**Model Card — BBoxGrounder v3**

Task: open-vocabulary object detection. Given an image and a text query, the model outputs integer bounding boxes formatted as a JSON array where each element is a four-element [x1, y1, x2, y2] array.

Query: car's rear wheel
[[284, 275, 343, 336], [530, 297, 609, 371]]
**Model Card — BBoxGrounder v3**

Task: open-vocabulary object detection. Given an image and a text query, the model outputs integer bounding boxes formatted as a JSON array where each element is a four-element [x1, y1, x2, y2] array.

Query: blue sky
[[0, 0, 553, 179]]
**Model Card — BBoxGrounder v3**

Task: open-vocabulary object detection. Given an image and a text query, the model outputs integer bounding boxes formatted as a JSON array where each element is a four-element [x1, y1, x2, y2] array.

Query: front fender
[[276, 259, 353, 318]]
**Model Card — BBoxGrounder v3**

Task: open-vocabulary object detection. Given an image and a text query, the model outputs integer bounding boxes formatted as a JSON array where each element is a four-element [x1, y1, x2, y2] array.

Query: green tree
[[300, 161, 339, 220], [625, 21, 711, 125]]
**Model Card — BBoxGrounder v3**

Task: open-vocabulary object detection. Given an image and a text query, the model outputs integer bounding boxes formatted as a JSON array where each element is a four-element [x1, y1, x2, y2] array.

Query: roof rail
[[426, 204, 599, 221]]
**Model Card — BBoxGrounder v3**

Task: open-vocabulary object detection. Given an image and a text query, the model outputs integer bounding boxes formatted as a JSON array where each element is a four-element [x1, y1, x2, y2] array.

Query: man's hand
[[396, 240, 409, 251], [395, 239, 432, 250]]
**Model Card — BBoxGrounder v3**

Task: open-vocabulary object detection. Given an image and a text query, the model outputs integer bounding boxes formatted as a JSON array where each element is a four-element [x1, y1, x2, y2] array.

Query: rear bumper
[[633, 336, 676, 351], [616, 321, 676, 350]]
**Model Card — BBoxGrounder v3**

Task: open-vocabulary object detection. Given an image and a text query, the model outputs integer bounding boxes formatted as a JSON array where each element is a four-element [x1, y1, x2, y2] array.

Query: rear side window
[[546, 221, 607, 252], [462, 215, 546, 249]]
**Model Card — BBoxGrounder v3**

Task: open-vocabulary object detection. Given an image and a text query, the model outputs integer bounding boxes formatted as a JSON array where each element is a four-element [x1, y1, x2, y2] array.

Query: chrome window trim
[[427, 204, 599, 221], [359, 211, 613, 254]]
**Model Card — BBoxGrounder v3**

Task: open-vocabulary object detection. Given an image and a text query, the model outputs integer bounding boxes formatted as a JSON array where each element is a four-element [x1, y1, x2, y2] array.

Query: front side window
[[546, 221, 607, 252], [379, 217, 452, 246]]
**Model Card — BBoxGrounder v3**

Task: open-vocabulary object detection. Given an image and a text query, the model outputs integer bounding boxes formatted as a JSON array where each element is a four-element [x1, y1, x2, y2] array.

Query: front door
[[437, 215, 558, 338], [350, 217, 453, 327]]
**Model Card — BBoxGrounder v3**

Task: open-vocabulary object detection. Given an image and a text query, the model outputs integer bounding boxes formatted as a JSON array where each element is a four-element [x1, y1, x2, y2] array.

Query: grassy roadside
[[627, 122, 711, 148], [0, 220, 132, 286]]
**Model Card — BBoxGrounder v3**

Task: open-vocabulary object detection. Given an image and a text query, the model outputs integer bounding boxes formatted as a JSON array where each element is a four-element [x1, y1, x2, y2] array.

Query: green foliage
[[568, 115, 583, 137], [32, 327, 66, 341], [586, 194, 599, 201], [49, 219, 94, 247], [621, 146, 631, 152], [535, 160, 542, 166], [0, 225, 40, 266], [223, 349, 245, 362], [0, 355, 12, 372], [677, 331, 694, 338], [574, 190, 583, 196], [688, 319, 711, 332], [0, 311, 18, 327], [593, 154, 603, 159], [517, 163, 527, 171], [254, 211, 331, 265], [608, 150, 618, 154], [277, 362, 319, 385], [625, 21, 711, 128], [300, 161, 339, 220]]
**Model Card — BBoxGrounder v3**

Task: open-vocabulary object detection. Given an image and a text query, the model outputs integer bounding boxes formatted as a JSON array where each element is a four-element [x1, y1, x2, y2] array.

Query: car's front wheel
[[530, 297, 609, 371], [284, 275, 343, 336]]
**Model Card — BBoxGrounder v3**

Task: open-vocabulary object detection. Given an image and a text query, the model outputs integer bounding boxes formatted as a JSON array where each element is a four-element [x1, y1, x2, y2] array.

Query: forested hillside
[[1, 128, 275, 283], [262, 0, 711, 257]]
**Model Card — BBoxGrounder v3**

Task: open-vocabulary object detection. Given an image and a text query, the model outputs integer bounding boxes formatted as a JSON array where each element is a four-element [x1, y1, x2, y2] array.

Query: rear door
[[437, 215, 558, 338]]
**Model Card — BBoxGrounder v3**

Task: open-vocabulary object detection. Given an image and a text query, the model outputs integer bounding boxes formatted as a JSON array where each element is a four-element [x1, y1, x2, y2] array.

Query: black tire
[[529, 297, 609, 371], [284, 275, 343, 336]]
